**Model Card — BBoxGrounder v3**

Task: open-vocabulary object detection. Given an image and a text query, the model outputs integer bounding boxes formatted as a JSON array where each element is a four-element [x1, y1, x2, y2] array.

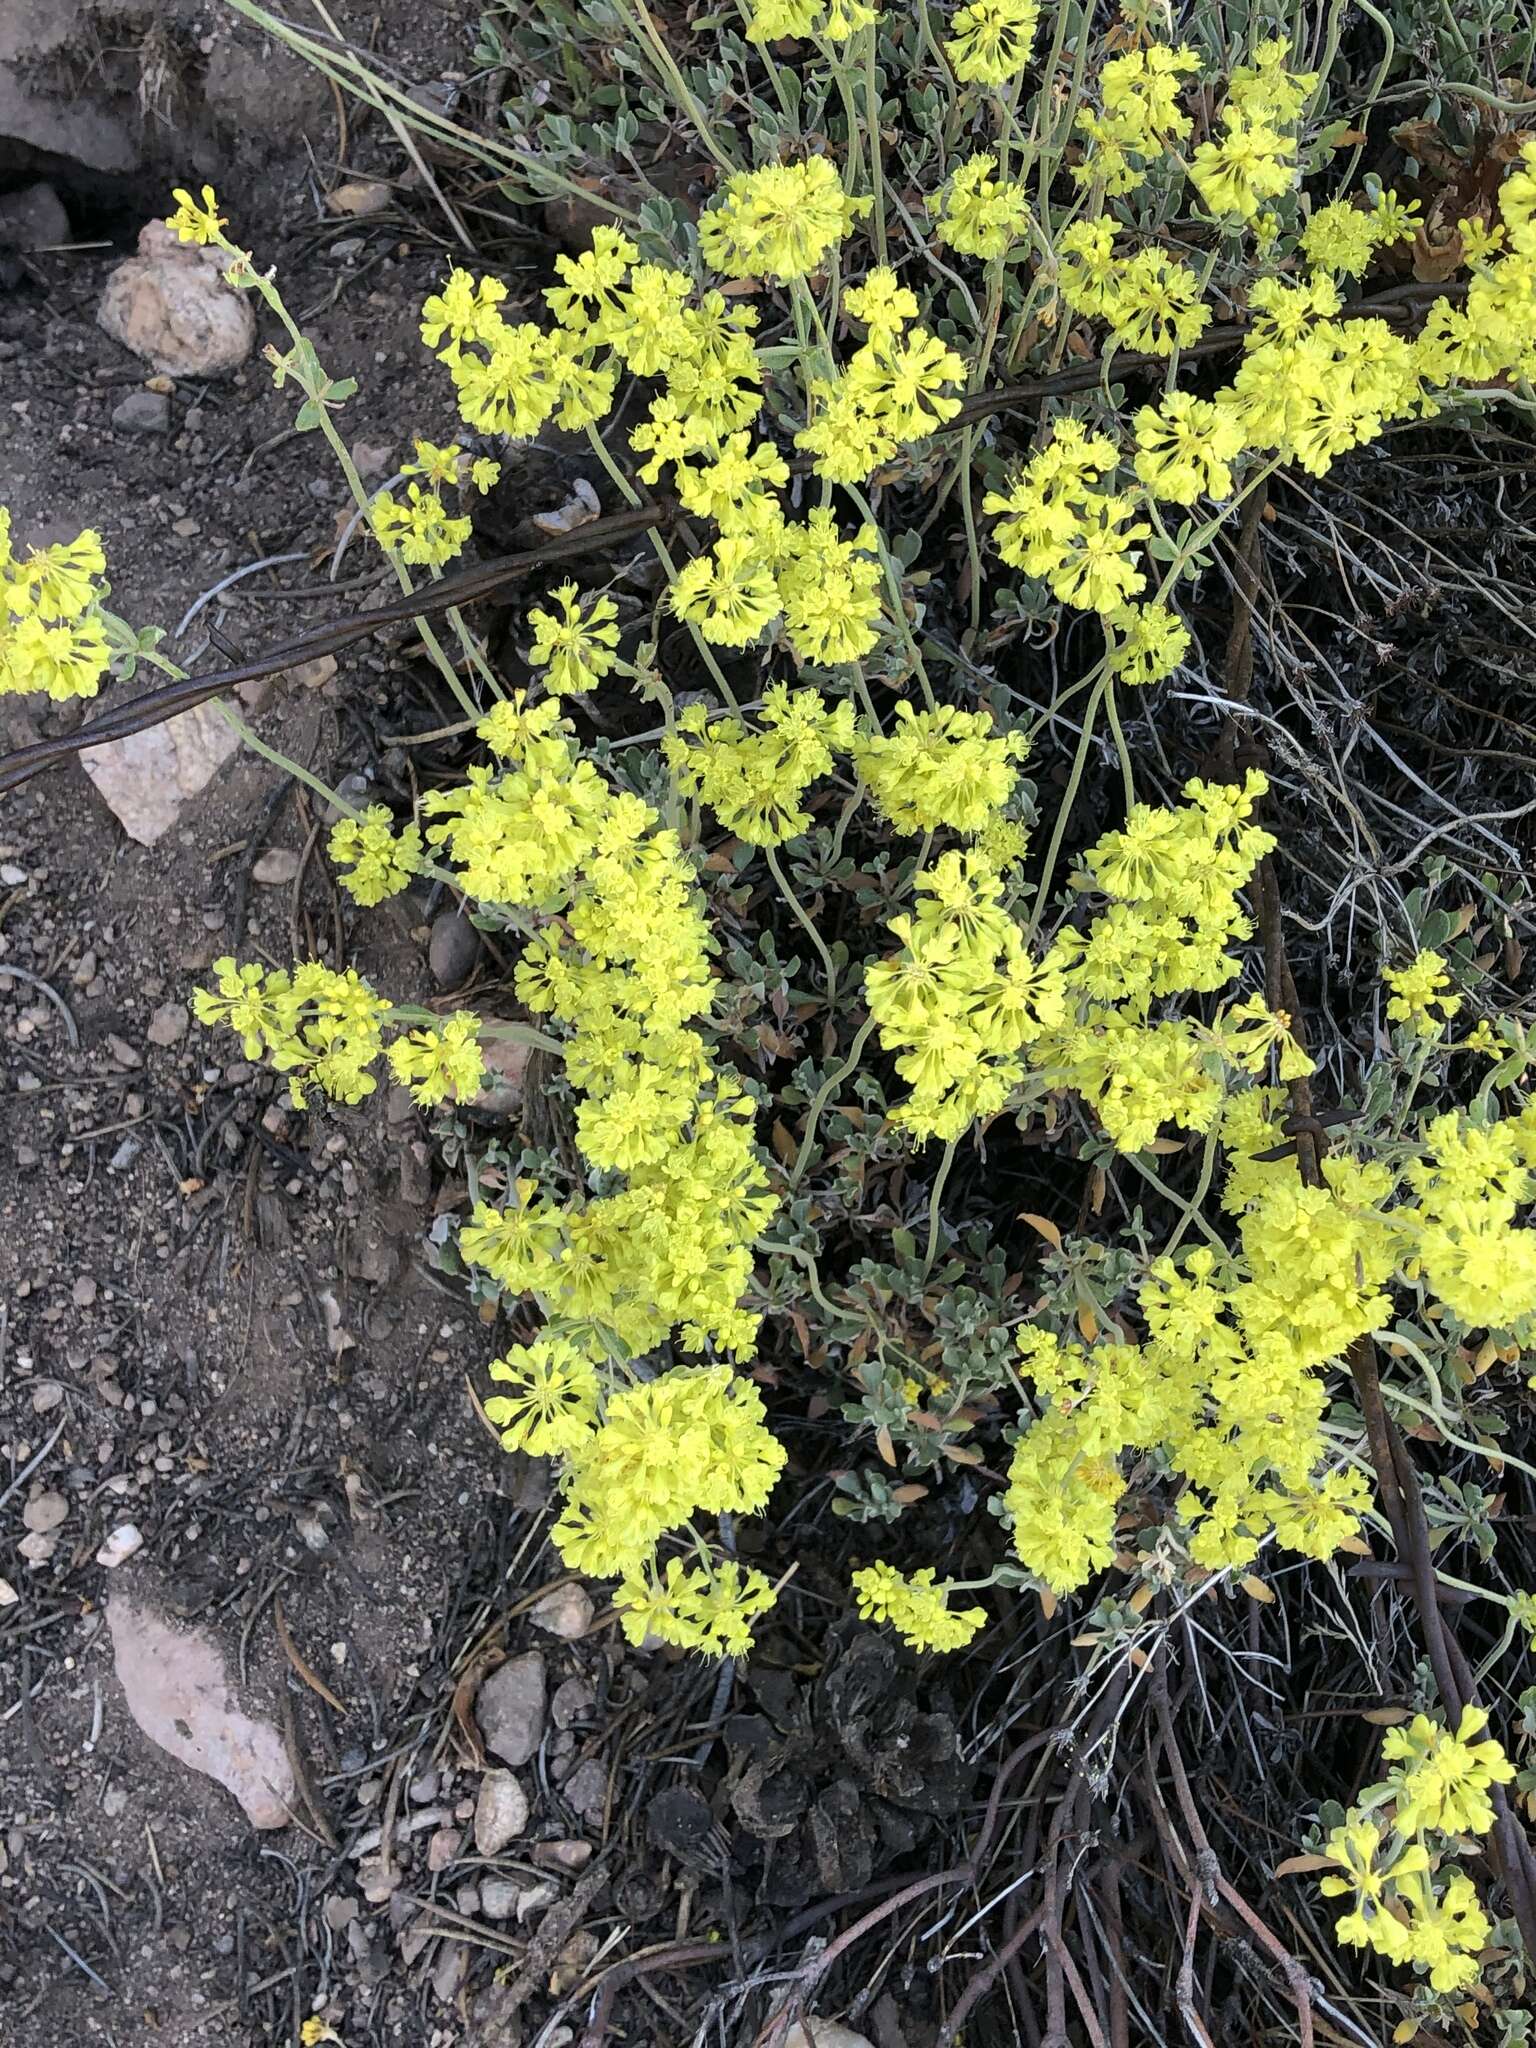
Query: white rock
[[96, 1523, 143, 1569], [474, 1769, 531, 1856], [0, 1578, 19, 1607], [782, 2023, 876, 2048], [82, 699, 241, 846], [107, 1591, 297, 1827], [97, 221, 255, 379]]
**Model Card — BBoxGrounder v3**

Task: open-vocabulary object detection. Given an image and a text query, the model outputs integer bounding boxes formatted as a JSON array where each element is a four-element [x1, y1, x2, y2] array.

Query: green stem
[[791, 1012, 878, 1184], [1024, 673, 1105, 946], [765, 842, 839, 1011], [922, 1138, 958, 1275], [1105, 676, 1135, 813]]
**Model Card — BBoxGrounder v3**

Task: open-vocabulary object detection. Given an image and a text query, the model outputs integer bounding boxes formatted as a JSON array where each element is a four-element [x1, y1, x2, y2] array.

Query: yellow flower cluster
[[480, 1343, 784, 1651], [527, 582, 621, 695], [664, 686, 1024, 848], [192, 958, 391, 1107], [1383, 947, 1462, 1036], [557, 1366, 785, 1652], [745, 0, 876, 42], [1057, 221, 1210, 358], [665, 685, 856, 845], [370, 439, 502, 569], [985, 419, 1149, 616], [700, 157, 870, 281], [1002, 1055, 1536, 1595], [1303, 193, 1417, 277], [387, 1012, 485, 1107], [1190, 37, 1316, 222], [796, 269, 966, 487], [851, 1562, 987, 1651], [432, 696, 774, 1360], [0, 511, 112, 703], [193, 958, 490, 1114], [1004, 1150, 1388, 1590], [866, 850, 1069, 1141], [329, 804, 422, 906], [852, 701, 1025, 835], [1074, 42, 1198, 194], [931, 153, 1033, 261], [944, 0, 1040, 86], [1319, 1709, 1513, 1992], [868, 770, 1281, 1150], [1418, 141, 1536, 384], [1405, 1107, 1536, 1332]]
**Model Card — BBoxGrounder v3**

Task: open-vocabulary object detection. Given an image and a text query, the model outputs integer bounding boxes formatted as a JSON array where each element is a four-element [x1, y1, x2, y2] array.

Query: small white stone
[[96, 1523, 144, 1569]]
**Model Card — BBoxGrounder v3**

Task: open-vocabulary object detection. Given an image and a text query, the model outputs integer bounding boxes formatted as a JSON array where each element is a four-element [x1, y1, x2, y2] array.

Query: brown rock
[[108, 1592, 296, 1828], [327, 180, 393, 217], [472, 1032, 531, 1116], [22, 1490, 67, 1534], [252, 847, 301, 886], [97, 221, 255, 380]]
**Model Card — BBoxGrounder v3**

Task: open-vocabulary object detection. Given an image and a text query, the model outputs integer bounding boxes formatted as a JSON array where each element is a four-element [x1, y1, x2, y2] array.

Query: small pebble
[[252, 848, 301, 886], [147, 1001, 189, 1046], [529, 1583, 594, 1641], [533, 1839, 592, 1874], [112, 389, 171, 435], [105, 1033, 143, 1069], [96, 1523, 144, 1569], [22, 1491, 67, 1535]]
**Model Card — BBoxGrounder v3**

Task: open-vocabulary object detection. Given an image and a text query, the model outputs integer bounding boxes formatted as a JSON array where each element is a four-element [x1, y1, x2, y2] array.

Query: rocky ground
[[0, 6, 704, 2046]]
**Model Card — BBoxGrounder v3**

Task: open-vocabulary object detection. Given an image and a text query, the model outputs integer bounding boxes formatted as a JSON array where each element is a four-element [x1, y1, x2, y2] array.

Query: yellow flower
[[484, 1336, 600, 1457], [1382, 949, 1461, 1035], [944, 0, 1041, 86], [1381, 1706, 1516, 1837], [527, 582, 622, 695], [369, 483, 471, 570], [328, 805, 421, 905], [852, 1563, 986, 1650], [166, 183, 226, 245], [387, 1012, 486, 1108], [1133, 393, 1245, 503], [1190, 115, 1298, 221], [932, 153, 1033, 260], [699, 159, 870, 281], [671, 535, 782, 647], [1105, 601, 1191, 686]]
